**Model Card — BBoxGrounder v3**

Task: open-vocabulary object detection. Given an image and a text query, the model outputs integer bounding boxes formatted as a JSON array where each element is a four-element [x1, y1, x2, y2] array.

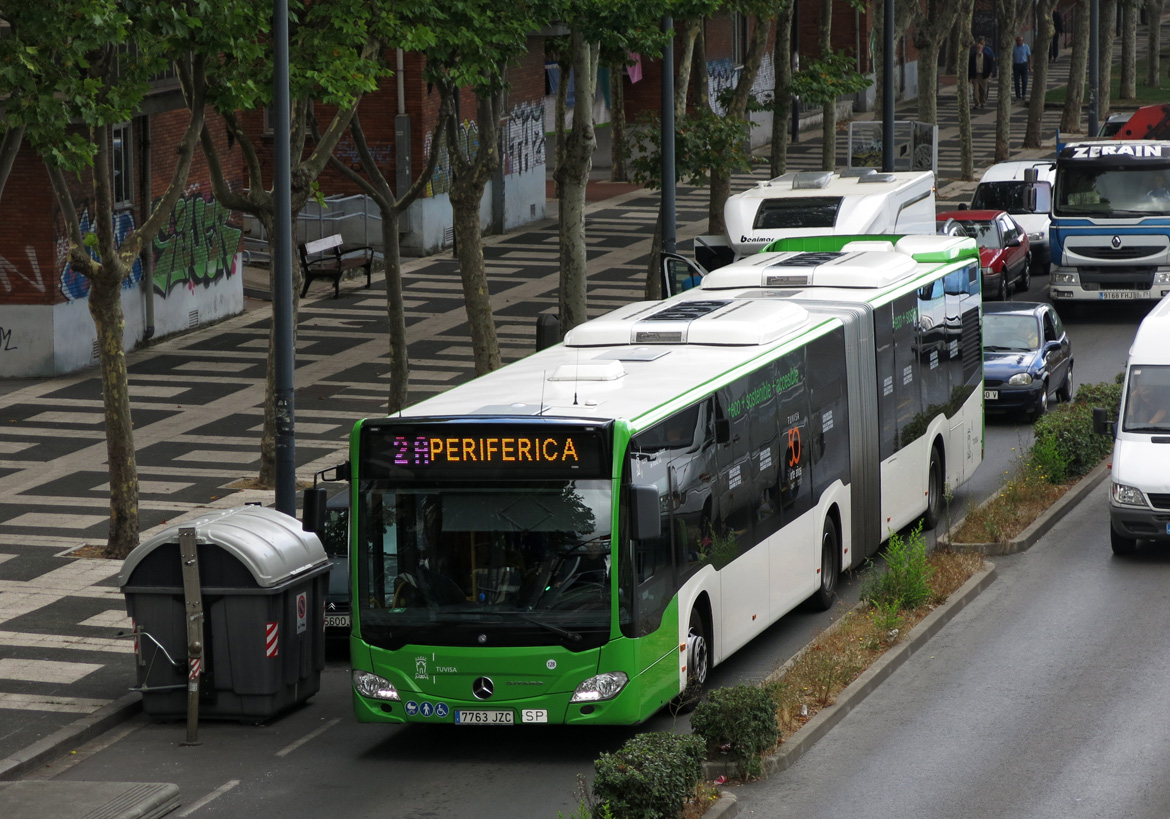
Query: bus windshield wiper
[[520, 614, 582, 642]]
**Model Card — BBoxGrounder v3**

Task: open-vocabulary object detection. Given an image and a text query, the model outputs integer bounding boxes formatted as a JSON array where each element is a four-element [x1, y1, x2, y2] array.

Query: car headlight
[[1028, 231, 1045, 242], [353, 669, 400, 701], [1007, 372, 1034, 386], [1156, 271, 1170, 284], [570, 671, 629, 702], [981, 266, 993, 276], [1112, 482, 1148, 507]]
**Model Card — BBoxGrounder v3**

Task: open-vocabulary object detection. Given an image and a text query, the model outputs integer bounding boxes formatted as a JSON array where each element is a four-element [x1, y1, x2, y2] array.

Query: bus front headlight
[[1112, 482, 1148, 507], [571, 671, 629, 702], [353, 670, 400, 701]]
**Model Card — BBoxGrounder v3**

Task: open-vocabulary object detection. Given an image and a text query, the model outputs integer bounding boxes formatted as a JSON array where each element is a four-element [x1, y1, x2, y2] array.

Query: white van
[[674, 168, 937, 296], [971, 159, 1055, 275], [1095, 296, 1170, 554]]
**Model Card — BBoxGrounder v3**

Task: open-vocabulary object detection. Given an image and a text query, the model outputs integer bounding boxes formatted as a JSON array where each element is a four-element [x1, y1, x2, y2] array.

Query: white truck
[[669, 168, 937, 297], [1094, 296, 1170, 555]]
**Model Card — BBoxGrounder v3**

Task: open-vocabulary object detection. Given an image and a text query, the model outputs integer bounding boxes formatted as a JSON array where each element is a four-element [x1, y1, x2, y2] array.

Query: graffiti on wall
[[425, 118, 480, 197], [503, 101, 546, 177], [0, 327, 16, 352], [0, 245, 52, 298], [152, 192, 241, 295], [334, 134, 394, 171], [707, 53, 775, 117], [59, 208, 143, 301]]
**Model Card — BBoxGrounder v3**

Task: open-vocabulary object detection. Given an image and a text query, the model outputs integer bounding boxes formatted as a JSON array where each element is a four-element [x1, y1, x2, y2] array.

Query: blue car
[[982, 301, 1074, 421]]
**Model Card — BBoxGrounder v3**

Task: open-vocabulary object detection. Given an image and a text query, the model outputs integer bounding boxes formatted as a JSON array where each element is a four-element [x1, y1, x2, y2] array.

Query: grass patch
[[763, 545, 984, 751], [947, 455, 1073, 544]]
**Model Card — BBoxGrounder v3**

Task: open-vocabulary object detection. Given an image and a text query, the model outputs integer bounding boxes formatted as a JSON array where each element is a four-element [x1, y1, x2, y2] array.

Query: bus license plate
[[1099, 291, 1138, 300], [984, 390, 998, 401], [324, 614, 349, 629], [455, 709, 514, 725]]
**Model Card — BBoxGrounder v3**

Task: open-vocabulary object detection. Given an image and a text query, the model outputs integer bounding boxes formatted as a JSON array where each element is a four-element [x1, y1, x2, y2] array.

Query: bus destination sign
[[363, 425, 607, 479]]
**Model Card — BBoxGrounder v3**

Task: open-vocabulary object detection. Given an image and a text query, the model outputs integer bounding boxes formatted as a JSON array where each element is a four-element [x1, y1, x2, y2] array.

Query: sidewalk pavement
[[0, 40, 1096, 814]]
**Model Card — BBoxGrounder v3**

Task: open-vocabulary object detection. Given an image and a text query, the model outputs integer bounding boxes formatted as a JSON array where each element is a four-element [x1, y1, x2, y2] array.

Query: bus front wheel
[[669, 608, 709, 714]]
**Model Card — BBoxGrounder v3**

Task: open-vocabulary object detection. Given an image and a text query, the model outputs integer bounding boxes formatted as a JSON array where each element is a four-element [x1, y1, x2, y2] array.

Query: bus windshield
[[356, 479, 613, 650], [1055, 164, 1170, 217]]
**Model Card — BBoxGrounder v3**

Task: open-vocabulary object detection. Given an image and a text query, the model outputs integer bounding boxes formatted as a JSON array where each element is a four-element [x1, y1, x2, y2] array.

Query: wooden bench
[[298, 234, 374, 299]]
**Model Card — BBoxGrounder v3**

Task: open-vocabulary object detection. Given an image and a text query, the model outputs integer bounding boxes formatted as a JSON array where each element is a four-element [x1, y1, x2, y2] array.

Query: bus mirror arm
[[629, 485, 661, 541]]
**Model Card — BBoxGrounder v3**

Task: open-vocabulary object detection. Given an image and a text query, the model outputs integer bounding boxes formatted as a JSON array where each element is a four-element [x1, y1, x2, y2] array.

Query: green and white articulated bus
[[344, 233, 984, 727]]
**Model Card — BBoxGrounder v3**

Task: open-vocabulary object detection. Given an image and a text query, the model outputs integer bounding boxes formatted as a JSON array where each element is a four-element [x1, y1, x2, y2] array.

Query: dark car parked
[[982, 301, 1074, 421], [320, 489, 351, 635], [936, 209, 1031, 300]]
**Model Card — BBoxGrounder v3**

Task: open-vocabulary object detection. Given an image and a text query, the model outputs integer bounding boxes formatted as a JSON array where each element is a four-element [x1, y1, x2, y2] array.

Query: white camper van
[[971, 159, 1055, 276], [673, 169, 937, 297], [1094, 296, 1170, 554]]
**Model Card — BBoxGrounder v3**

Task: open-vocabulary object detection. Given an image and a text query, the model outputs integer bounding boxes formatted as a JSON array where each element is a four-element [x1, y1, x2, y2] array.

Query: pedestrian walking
[[969, 41, 995, 110], [1051, 8, 1064, 61], [1012, 35, 1032, 100], [977, 36, 995, 60]]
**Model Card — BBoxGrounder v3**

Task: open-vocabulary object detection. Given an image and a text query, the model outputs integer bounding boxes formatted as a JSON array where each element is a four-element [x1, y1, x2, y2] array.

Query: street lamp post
[[272, 0, 296, 516]]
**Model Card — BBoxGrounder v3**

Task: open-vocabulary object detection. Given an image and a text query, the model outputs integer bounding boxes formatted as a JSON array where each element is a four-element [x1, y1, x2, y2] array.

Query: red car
[[936, 209, 1032, 300]]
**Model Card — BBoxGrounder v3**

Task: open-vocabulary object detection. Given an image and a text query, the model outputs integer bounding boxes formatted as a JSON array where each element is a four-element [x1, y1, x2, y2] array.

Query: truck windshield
[[1055, 165, 1170, 216], [972, 182, 1029, 212], [355, 479, 613, 650], [1123, 365, 1170, 433]]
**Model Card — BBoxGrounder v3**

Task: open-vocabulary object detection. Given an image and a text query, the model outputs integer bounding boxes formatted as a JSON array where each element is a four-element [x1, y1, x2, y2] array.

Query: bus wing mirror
[[302, 486, 328, 534], [1092, 406, 1115, 437], [714, 418, 731, 444], [536, 313, 560, 351], [630, 485, 661, 541]]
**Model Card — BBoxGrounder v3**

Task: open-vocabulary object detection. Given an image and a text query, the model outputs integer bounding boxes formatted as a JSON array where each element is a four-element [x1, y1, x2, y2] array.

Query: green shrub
[[861, 521, 933, 610], [1073, 379, 1122, 418], [690, 684, 779, 779], [591, 732, 704, 819], [1030, 401, 1112, 481]]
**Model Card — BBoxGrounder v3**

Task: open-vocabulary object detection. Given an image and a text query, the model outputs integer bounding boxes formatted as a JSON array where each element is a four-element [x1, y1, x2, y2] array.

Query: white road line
[[177, 779, 240, 817], [275, 717, 342, 758]]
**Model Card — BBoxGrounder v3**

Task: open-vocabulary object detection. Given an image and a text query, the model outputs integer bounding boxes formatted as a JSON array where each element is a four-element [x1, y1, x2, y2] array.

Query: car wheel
[[1017, 255, 1031, 292], [1030, 381, 1049, 421], [808, 518, 840, 611], [1056, 362, 1074, 403], [1111, 527, 1137, 556], [669, 607, 709, 714]]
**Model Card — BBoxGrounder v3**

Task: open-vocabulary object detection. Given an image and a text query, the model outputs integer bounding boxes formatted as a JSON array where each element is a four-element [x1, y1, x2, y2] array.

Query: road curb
[[941, 458, 1110, 555], [703, 561, 997, 782], [0, 692, 142, 781]]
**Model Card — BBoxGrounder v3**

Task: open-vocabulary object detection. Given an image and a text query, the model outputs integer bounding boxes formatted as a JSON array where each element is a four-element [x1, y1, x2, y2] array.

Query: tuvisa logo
[[415, 656, 428, 679]]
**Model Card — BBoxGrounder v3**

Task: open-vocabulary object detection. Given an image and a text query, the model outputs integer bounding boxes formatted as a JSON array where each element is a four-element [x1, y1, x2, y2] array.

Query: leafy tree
[[789, 52, 870, 171], [994, 0, 1032, 159], [319, 94, 452, 414], [554, 1, 670, 337], [1024, 0, 1058, 149], [956, 0, 976, 180], [767, 0, 795, 177], [1061, 0, 1091, 133], [424, 0, 553, 376], [913, 0, 960, 126], [0, 1, 211, 558], [190, 0, 410, 485]]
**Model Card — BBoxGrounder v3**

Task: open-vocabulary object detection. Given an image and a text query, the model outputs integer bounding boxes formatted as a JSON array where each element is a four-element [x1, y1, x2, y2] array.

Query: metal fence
[[239, 194, 384, 267]]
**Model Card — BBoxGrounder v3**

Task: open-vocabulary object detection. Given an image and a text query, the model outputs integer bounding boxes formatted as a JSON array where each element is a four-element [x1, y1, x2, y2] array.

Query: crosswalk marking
[[0, 658, 102, 684], [0, 630, 133, 653], [0, 692, 110, 714]]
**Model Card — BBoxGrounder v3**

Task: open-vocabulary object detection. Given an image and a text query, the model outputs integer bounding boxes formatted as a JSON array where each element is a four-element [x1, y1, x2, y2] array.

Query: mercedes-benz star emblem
[[472, 677, 494, 700], [1112, 235, 1123, 249]]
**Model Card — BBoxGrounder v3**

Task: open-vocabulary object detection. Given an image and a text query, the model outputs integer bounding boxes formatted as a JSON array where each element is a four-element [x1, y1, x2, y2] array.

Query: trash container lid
[[118, 505, 328, 589]]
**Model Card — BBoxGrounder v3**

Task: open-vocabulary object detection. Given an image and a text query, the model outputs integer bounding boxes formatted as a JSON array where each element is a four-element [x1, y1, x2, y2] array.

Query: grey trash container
[[119, 505, 330, 722]]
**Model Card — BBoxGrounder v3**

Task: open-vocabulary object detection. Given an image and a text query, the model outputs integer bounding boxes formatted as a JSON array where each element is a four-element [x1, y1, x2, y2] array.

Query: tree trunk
[[1025, 0, 1058, 148], [1062, 0, 1091, 132], [449, 92, 502, 377], [958, 0, 975, 181], [556, 31, 598, 337], [676, 19, 701, 118], [770, 3, 794, 178], [610, 61, 628, 182], [819, 0, 834, 172], [1148, 0, 1164, 86], [1099, 0, 1117, 116], [643, 212, 663, 300], [916, 41, 942, 126], [89, 269, 139, 557], [694, 24, 710, 112], [994, 23, 1014, 160], [1121, 4, 1137, 99]]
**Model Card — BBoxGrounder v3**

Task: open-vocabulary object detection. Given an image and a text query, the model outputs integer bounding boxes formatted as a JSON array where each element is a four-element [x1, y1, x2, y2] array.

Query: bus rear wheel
[[809, 518, 839, 611], [669, 608, 709, 714], [922, 447, 944, 530]]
